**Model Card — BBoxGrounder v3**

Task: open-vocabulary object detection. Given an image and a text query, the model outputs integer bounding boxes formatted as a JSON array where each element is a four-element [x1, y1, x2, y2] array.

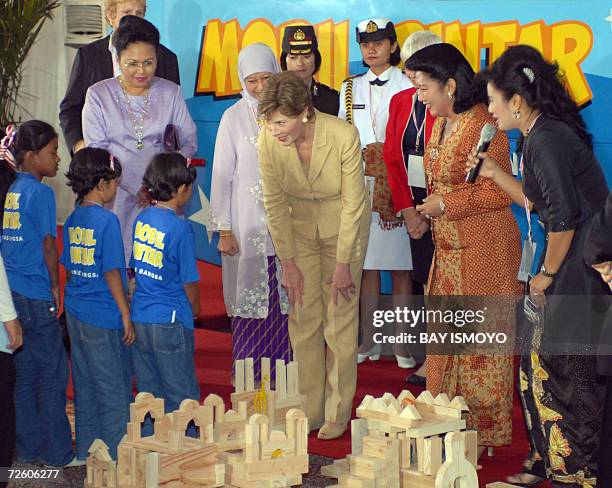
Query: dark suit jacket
[[59, 35, 180, 152], [585, 191, 612, 375]]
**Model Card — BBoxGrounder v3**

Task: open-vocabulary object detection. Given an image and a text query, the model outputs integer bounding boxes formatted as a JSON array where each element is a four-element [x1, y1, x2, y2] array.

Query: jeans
[[66, 312, 132, 460], [11, 293, 73, 466], [132, 323, 200, 420]]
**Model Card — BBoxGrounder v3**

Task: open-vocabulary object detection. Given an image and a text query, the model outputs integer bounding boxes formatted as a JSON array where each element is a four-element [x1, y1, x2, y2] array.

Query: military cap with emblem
[[282, 25, 318, 55], [355, 18, 397, 43]]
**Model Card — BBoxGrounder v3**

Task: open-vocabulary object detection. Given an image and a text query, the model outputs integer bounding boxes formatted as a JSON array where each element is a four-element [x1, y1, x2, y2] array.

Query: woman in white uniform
[[339, 19, 415, 368]]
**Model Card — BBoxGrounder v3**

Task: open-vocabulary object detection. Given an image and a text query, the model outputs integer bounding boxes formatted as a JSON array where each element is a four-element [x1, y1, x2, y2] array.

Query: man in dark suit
[[59, 0, 179, 153]]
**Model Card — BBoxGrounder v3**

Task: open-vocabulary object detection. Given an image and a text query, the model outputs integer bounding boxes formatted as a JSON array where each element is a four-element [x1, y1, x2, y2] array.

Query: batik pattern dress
[[424, 104, 522, 446]]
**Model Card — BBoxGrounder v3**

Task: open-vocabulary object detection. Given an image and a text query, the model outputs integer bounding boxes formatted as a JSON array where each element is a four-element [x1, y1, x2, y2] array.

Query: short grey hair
[[400, 30, 443, 64]]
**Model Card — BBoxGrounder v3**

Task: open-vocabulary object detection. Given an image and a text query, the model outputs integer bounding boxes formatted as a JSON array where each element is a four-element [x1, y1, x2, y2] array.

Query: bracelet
[[218, 230, 233, 237], [439, 198, 446, 214]]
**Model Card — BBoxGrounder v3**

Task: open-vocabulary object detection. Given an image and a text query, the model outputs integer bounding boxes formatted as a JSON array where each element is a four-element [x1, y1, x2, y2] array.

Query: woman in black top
[[467, 45, 608, 487], [280, 25, 339, 116]]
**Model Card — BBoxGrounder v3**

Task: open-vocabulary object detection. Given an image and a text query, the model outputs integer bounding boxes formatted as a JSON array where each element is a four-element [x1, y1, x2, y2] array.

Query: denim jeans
[[65, 312, 132, 460], [11, 293, 73, 466], [132, 323, 200, 419]]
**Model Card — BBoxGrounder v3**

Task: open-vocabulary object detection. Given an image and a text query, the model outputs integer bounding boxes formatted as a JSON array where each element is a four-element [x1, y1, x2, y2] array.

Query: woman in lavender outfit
[[209, 43, 291, 387], [82, 15, 197, 263]]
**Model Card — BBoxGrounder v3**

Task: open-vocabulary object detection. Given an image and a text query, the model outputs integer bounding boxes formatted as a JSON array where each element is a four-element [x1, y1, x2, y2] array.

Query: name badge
[[353, 104, 366, 109], [407, 155, 427, 189], [518, 238, 537, 283]]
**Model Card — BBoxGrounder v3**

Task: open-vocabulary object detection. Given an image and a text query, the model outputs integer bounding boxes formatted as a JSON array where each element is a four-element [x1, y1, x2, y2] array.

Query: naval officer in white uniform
[[339, 19, 416, 369]]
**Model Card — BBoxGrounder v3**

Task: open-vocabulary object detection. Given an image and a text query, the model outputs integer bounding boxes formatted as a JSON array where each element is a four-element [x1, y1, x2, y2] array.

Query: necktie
[[369, 78, 387, 86]]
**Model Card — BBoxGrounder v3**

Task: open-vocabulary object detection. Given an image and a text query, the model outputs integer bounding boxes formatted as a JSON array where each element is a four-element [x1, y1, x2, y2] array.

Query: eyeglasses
[[122, 60, 156, 70]]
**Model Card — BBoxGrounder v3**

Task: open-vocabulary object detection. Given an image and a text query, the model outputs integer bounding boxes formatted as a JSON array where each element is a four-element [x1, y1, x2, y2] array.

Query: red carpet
[[195, 328, 536, 487]]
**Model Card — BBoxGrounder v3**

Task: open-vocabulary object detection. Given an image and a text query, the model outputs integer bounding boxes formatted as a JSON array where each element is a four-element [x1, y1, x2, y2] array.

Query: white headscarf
[[237, 42, 280, 107]]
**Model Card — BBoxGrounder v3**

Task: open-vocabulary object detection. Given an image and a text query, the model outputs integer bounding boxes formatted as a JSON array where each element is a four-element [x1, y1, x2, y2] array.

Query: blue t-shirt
[[60, 205, 127, 329], [1, 173, 56, 300], [130, 207, 199, 328]]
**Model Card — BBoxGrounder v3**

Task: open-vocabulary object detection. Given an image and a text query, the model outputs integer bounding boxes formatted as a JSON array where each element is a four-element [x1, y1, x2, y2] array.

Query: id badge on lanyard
[[517, 154, 536, 283]]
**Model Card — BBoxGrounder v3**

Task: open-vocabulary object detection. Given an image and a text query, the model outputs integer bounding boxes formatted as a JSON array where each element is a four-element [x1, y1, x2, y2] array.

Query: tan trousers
[[290, 229, 367, 426]]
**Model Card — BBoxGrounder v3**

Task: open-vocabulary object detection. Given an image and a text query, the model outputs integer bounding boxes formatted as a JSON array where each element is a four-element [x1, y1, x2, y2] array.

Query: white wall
[[16, 3, 77, 223]]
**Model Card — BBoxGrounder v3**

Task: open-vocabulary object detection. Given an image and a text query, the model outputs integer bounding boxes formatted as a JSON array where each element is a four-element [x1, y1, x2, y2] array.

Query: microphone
[[465, 123, 497, 183]]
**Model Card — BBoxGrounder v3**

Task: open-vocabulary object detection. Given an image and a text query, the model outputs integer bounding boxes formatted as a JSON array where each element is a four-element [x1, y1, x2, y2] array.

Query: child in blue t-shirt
[[131, 152, 201, 412], [61, 148, 134, 461], [1, 120, 76, 467]]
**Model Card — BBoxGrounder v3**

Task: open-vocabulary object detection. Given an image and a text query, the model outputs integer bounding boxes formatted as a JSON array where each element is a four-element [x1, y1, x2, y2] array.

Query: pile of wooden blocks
[[84, 390, 309, 488], [321, 390, 479, 488], [231, 358, 306, 430]]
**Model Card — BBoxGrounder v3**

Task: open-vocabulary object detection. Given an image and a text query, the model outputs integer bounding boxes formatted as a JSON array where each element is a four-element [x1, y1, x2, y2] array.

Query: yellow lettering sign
[[196, 18, 593, 105]]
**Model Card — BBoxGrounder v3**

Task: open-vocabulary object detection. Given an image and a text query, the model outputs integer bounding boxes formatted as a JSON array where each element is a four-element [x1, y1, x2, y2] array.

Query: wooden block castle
[[85, 388, 308, 488], [321, 390, 479, 488]]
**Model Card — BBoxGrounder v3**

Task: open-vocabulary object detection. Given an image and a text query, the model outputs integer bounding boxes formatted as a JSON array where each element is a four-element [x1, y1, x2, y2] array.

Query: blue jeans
[[11, 293, 73, 466], [65, 312, 132, 460], [132, 323, 200, 418]]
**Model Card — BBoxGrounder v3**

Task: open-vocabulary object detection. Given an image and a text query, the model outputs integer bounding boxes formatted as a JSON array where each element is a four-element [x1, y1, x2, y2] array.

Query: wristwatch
[[540, 264, 556, 278]]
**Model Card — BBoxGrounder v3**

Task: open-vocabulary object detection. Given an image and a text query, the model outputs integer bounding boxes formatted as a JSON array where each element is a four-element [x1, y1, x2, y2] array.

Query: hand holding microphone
[[465, 123, 498, 183]]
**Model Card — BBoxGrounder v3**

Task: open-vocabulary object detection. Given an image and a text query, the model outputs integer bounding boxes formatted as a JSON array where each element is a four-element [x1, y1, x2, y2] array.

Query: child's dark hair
[[143, 152, 196, 202], [0, 121, 56, 222], [66, 148, 123, 203], [2, 120, 57, 168]]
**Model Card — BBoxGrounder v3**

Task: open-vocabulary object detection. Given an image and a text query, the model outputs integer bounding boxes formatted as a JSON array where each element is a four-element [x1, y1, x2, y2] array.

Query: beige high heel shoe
[[317, 421, 347, 440]]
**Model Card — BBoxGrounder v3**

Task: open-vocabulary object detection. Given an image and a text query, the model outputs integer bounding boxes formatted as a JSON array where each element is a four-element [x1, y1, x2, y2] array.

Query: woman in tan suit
[[258, 71, 371, 440]]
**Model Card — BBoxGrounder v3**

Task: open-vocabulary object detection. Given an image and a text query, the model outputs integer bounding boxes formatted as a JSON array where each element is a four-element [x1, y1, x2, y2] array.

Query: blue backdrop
[[145, 1, 612, 289]]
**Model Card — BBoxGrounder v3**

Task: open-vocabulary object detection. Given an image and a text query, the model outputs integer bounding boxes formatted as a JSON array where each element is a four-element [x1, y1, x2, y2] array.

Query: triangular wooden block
[[371, 398, 388, 412], [398, 390, 416, 406], [449, 396, 470, 411], [88, 438, 109, 453], [359, 395, 375, 409], [433, 393, 450, 406], [400, 405, 422, 420], [416, 391, 435, 405]]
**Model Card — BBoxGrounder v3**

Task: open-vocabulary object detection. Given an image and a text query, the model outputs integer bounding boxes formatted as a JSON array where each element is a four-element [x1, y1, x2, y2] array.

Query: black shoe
[[404, 374, 426, 386]]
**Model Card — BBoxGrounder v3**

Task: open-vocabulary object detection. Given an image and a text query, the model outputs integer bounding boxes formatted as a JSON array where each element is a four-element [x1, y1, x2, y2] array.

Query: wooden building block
[[423, 436, 442, 476], [246, 357, 255, 391], [400, 469, 435, 488], [351, 418, 369, 456], [261, 357, 271, 391], [363, 436, 394, 459], [416, 437, 425, 472], [236, 359, 245, 393], [463, 430, 478, 468], [486, 483, 521, 488], [321, 459, 350, 478], [416, 391, 435, 405], [399, 434, 412, 470], [276, 360, 287, 400], [349, 455, 386, 479], [435, 432, 478, 488], [339, 473, 375, 488], [287, 361, 299, 396]]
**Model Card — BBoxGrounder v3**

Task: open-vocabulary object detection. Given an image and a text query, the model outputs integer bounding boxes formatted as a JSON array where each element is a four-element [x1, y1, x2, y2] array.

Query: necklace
[[118, 76, 151, 150], [155, 202, 175, 212], [411, 98, 426, 152], [82, 199, 103, 207]]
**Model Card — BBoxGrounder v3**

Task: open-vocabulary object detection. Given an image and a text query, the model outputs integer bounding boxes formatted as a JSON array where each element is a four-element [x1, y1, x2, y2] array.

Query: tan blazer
[[258, 110, 370, 264]]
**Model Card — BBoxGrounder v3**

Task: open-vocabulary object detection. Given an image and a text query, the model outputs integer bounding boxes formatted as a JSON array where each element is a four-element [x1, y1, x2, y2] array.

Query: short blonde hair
[[104, 0, 146, 23], [400, 30, 443, 64], [258, 71, 315, 120]]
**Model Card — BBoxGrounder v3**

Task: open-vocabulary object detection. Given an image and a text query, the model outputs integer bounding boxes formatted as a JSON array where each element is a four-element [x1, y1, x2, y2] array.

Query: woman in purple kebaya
[[83, 15, 197, 263]]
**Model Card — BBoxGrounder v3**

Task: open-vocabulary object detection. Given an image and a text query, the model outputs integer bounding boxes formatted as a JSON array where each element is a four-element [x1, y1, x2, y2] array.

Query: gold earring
[[513, 110, 520, 119], [448, 92, 455, 101], [302, 116, 308, 123]]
